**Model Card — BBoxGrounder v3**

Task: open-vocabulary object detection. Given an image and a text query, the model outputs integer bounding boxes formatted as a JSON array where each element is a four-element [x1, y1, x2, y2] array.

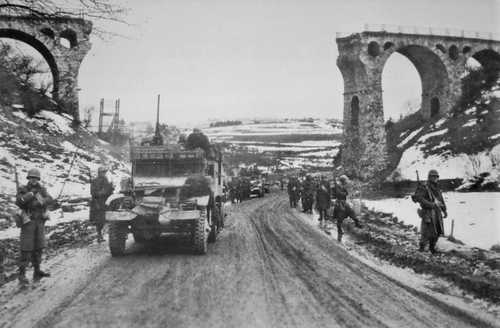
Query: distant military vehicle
[[105, 96, 225, 256], [250, 178, 265, 198]]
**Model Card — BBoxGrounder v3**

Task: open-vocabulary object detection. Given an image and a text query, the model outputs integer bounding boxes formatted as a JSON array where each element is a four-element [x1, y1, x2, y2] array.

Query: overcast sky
[[8, 0, 500, 126]]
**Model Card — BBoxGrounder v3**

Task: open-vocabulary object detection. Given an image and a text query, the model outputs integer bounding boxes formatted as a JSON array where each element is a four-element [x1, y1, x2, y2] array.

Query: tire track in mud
[[1, 192, 497, 328], [247, 193, 496, 328]]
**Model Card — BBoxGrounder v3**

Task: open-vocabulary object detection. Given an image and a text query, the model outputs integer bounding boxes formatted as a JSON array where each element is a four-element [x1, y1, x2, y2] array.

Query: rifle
[[411, 170, 420, 203], [12, 164, 30, 227]]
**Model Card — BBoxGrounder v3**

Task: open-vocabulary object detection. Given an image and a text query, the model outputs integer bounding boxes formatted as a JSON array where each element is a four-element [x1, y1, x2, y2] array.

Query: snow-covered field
[[203, 118, 342, 170], [363, 192, 500, 250], [204, 120, 341, 137]]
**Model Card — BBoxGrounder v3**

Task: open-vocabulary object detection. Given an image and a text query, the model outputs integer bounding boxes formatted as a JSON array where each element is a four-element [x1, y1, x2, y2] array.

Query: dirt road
[[0, 192, 496, 328]]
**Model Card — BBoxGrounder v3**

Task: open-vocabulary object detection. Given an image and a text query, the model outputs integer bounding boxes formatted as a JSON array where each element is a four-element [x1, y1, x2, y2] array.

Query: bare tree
[[0, 1, 129, 39]]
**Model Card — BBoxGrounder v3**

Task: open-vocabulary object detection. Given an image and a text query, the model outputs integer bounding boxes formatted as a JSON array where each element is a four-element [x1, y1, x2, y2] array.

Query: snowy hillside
[[0, 106, 130, 225], [388, 82, 500, 187], [203, 118, 342, 171]]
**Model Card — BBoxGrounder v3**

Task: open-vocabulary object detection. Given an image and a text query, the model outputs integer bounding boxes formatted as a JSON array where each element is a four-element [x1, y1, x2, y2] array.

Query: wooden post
[[450, 219, 455, 238]]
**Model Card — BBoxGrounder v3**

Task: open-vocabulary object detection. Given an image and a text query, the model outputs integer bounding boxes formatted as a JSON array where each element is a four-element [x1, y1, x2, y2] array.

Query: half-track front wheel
[[193, 215, 207, 254], [109, 222, 128, 257]]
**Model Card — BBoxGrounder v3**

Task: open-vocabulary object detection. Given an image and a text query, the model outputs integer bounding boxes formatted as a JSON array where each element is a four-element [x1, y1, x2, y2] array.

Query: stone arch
[[472, 48, 500, 72], [0, 28, 59, 98], [386, 44, 450, 118], [60, 29, 77, 48]]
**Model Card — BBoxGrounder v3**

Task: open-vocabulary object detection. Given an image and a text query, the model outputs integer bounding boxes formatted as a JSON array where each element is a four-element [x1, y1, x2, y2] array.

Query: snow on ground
[[242, 145, 322, 152], [205, 118, 341, 171], [297, 206, 500, 322], [462, 119, 477, 128], [394, 143, 500, 181], [0, 208, 88, 240], [299, 149, 339, 157], [417, 128, 448, 143], [204, 119, 341, 137], [0, 108, 130, 209], [397, 127, 424, 148], [434, 118, 447, 129], [363, 192, 500, 249]]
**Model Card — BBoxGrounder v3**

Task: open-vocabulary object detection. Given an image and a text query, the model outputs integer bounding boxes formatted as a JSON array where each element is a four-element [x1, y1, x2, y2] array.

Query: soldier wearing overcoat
[[413, 169, 447, 254], [15, 168, 53, 284]]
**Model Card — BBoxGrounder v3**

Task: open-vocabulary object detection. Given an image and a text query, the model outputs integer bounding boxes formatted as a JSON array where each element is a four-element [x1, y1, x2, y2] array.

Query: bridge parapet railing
[[335, 24, 500, 41]]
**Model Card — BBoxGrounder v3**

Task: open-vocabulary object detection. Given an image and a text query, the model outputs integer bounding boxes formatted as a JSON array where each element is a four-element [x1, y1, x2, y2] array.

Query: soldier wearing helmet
[[412, 169, 447, 254], [315, 175, 331, 227], [15, 168, 53, 285], [332, 174, 362, 242], [90, 165, 114, 242]]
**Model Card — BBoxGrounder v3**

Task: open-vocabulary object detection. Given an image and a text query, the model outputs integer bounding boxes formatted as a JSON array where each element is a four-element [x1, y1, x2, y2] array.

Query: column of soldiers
[[11, 166, 113, 286], [286, 173, 362, 242], [228, 178, 251, 203]]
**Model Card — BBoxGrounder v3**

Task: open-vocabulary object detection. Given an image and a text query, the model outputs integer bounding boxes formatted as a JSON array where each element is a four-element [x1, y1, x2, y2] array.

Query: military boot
[[18, 267, 29, 286], [33, 263, 50, 281]]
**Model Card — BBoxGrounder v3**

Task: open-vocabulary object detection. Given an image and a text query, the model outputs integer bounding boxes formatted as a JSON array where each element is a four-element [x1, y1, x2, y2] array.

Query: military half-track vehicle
[[105, 145, 226, 256], [105, 101, 226, 257]]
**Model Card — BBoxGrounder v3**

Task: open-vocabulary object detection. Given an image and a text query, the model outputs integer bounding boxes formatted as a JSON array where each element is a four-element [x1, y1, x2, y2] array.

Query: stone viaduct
[[0, 6, 92, 120], [336, 27, 500, 180]]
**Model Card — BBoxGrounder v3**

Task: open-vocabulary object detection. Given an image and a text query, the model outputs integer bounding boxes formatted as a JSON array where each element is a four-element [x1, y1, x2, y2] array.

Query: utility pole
[[98, 98, 114, 139], [152, 94, 163, 146]]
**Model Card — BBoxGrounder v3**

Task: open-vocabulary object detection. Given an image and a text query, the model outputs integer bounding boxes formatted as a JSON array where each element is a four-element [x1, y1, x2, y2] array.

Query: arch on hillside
[[382, 44, 450, 119], [0, 28, 59, 98]]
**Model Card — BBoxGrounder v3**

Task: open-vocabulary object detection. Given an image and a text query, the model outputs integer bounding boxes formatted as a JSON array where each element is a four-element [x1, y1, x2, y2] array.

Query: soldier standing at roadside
[[301, 175, 315, 213], [412, 169, 447, 254], [90, 166, 114, 243], [16, 168, 53, 285], [287, 176, 300, 208], [332, 175, 362, 242], [315, 176, 331, 227]]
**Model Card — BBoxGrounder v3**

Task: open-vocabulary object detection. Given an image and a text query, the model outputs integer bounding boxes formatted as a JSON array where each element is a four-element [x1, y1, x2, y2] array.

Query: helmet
[[27, 168, 41, 180], [428, 169, 439, 178], [339, 175, 349, 184], [98, 166, 108, 173]]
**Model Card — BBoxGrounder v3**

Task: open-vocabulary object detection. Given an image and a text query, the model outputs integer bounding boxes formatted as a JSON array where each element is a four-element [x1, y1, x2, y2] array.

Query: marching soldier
[[287, 176, 300, 208], [332, 175, 362, 242], [412, 169, 447, 254], [301, 175, 315, 213], [315, 176, 331, 227], [90, 166, 114, 243], [15, 168, 53, 285]]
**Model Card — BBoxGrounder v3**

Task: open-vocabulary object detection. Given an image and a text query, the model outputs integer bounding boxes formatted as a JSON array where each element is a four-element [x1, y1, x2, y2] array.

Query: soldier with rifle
[[332, 175, 362, 242], [412, 169, 447, 254], [15, 168, 53, 285]]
